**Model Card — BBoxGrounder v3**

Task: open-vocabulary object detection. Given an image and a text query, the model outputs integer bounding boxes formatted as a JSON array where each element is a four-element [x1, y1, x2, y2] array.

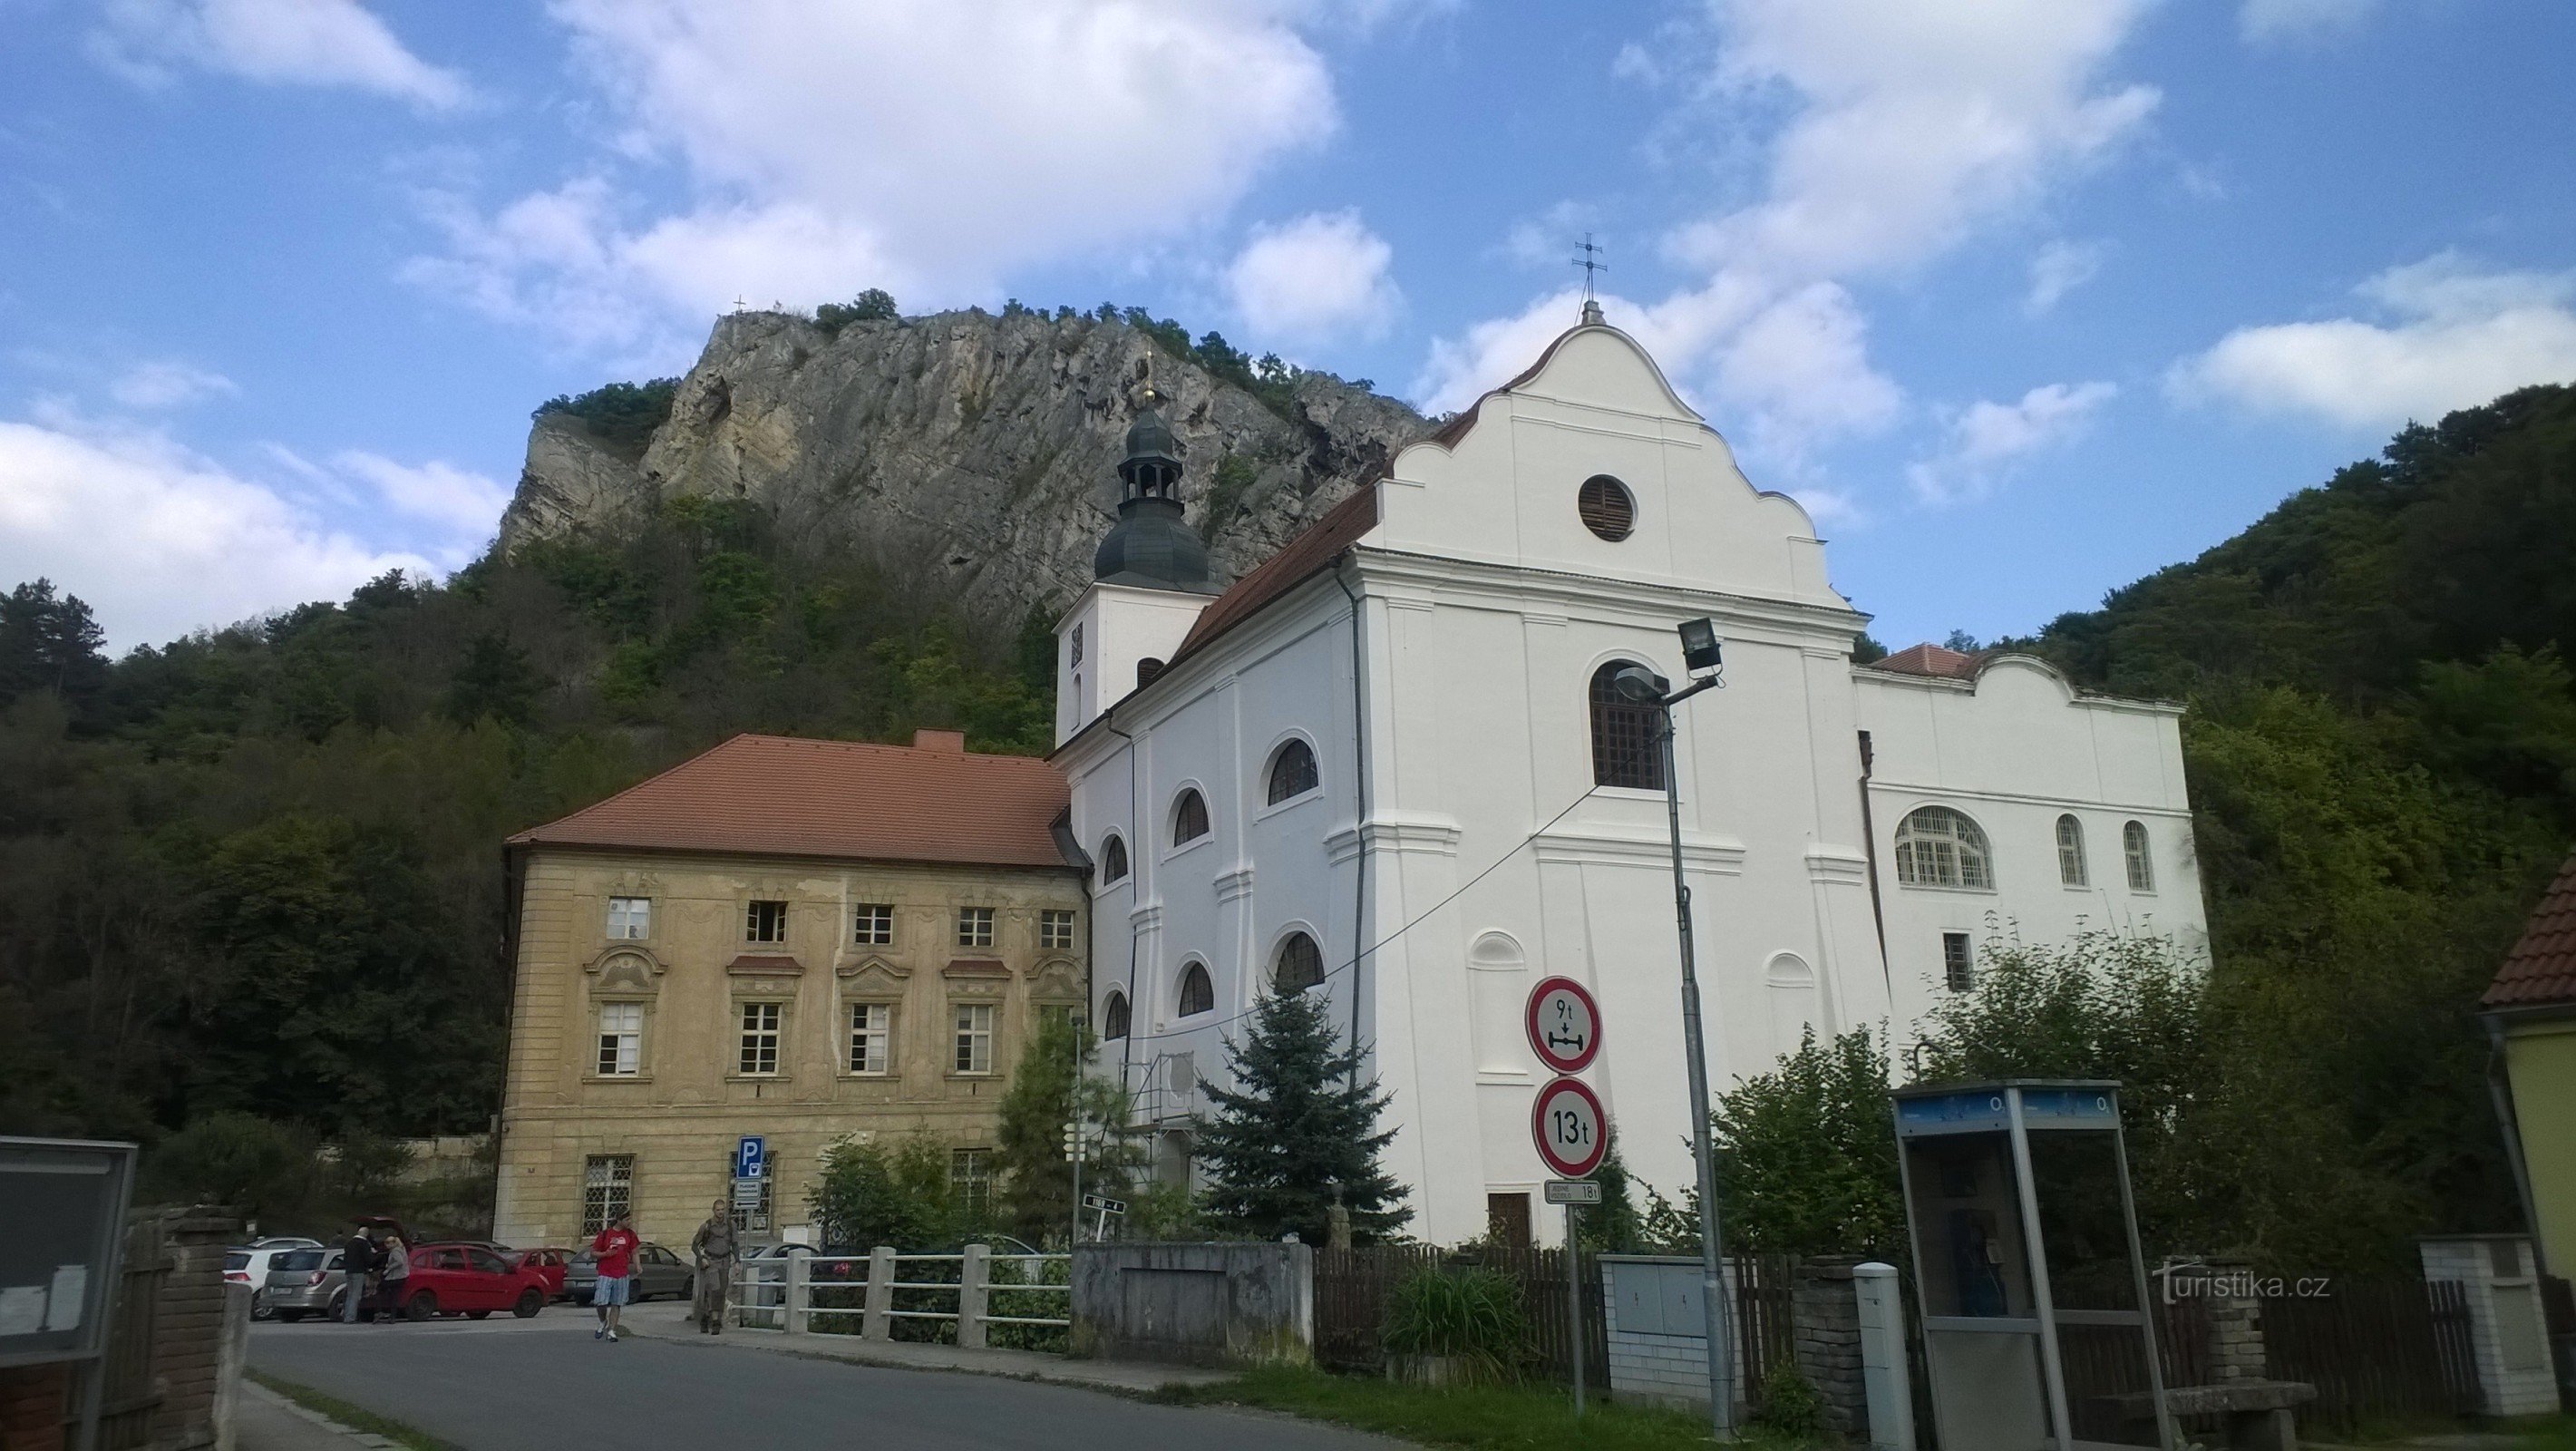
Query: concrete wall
[[1070, 1242, 1313, 1368], [2421, 1236, 2562, 1417], [496, 848, 1086, 1249]]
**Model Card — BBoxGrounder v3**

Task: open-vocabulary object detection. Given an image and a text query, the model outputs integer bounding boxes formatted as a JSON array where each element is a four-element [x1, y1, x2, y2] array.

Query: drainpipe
[[1105, 715, 1147, 1173], [1335, 562, 1372, 1075], [1856, 731, 1891, 991]]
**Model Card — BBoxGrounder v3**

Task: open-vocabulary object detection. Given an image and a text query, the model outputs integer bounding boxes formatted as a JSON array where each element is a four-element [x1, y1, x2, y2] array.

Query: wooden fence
[[2255, 1276, 2481, 1433]]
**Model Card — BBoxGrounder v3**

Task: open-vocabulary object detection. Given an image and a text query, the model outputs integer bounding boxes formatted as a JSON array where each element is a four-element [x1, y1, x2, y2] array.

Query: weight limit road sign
[[1544, 1179, 1603, 1205], [1525, 977, 1601, 1074], [1531, 1076, 1609, 1178]]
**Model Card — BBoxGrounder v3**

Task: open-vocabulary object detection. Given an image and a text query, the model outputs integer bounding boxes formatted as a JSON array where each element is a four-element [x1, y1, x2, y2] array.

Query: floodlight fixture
[[1677, 618, 1723, 676]]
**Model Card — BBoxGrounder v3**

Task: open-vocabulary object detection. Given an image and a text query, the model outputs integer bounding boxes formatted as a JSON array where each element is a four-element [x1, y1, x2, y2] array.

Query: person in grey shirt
[[689, 1200, 738, 1334], [375, 1233, 409, 1321]]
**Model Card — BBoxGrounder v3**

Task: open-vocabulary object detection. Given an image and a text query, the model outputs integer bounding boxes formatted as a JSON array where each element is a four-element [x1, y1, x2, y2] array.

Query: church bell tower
[[1055, 390, 1220, 745]]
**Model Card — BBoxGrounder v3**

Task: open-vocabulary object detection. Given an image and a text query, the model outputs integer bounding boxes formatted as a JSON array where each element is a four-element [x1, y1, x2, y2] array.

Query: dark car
[[394, 1242, 549, 1321], [564, 1242, 692, 1304]]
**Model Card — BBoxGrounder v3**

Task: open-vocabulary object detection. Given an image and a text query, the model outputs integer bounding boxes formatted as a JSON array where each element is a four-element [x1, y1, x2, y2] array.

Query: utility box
[[1892, 1082, 2173, 1451], [2418, 1235, 2563, 1417], [1599, 1255, 1743, 1417]]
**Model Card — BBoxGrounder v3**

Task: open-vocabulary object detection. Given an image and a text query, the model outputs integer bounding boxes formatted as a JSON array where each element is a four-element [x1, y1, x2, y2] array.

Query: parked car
[[393, 1242, 550, 1321], [564, 1242, 692, 1305], [258, 1248, 347, 1322], [511, 1248, 572, 1300], [225, 1239, 324, 1319]]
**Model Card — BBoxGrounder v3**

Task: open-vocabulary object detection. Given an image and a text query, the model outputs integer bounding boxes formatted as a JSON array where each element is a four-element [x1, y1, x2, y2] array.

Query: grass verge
[[246, 1368, 462, 1451], [1150, 1365, 1823, 1449]]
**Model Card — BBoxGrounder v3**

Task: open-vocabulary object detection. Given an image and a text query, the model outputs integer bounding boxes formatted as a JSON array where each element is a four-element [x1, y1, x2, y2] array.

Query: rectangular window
[[1942, 932, 1975, 992], [745, 900, 790, 943], [851, 903, 894, 946], [596, 1002, 642, 1076], [1039, 909, 1076, 950], [848, 1002, 889, 1075], [581, 1154, 633, 1237], [950, 1148, 994, 1215], [739, 1001, 783, 1075], [953, 1002, 994, 1074], [607, 896, 651, 940], [1069, 623, 1084, 666], [956, 906, 995, 949]]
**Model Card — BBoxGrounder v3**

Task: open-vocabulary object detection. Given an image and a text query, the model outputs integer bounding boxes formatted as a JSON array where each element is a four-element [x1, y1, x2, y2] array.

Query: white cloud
[[2240, 0, 2380, 43], [414, 0, 1346, 353], [332, 452, 511, 542], [1908, 380, 2115, 504], [92, 0, 468, 109], [1418, 0, 2154, 469], [1225, 210, 1398, 343], [109, 360, 238, 410], [0, 417, 435, 650], [2172, 252, 2576, 429], [2027, 239, 2105, 314]]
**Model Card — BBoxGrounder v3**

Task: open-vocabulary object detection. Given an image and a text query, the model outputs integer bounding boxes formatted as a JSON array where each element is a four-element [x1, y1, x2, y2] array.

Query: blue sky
[[4, 0, 2573, 652]]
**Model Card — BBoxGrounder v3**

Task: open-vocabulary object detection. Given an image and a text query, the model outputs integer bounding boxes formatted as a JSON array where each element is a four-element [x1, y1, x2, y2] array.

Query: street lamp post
[[1613, 618, 1735, 1438]]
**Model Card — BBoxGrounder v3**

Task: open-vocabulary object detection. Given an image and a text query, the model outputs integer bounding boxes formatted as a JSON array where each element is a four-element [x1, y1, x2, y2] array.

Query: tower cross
[[1572, 233, 1608, 301]]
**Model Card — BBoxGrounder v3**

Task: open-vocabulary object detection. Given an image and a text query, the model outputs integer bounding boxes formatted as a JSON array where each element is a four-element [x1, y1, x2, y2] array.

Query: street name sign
[[1080, 1193, 1127, 1215], [1531, 1076, 1609, 1178], [1524, 977, 1601, 1074]]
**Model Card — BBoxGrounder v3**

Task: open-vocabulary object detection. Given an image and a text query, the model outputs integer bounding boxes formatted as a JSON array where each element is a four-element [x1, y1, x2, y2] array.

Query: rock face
[[496, 308, 1433, 620]]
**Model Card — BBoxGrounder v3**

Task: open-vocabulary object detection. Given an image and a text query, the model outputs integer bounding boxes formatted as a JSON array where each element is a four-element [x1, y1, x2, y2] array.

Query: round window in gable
[[1578, 475, 1635, 541]]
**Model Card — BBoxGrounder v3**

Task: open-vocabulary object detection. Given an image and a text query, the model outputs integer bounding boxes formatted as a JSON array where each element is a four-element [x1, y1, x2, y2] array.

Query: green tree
[[145, 1111, 315, 1222], [1711, 1025, 1905, 1258], [809, 1134, 972, 1251], [992, 1013, 1144, 1243], [0, 579, 109, 715], [442, 633, 542, 726], [1196, 988, 1410, 1243]]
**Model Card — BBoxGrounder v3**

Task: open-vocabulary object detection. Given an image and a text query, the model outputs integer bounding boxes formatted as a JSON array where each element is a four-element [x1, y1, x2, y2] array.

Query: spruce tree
[[1196, 988, 1410, 1244]]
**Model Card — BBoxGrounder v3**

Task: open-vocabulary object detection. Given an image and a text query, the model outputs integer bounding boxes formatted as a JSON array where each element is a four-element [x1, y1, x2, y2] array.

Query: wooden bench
[[2102, 1379, 2318, 1450]]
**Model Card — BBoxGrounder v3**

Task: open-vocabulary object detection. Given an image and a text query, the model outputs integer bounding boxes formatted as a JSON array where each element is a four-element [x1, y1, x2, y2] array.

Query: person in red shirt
[[590, 1212, 641, 1342]]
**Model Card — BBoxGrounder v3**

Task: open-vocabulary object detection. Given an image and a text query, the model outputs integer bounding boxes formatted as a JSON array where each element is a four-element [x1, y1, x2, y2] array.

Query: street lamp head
[[1611, 665, 1670, 705], [1677, 618, 1723, 676]]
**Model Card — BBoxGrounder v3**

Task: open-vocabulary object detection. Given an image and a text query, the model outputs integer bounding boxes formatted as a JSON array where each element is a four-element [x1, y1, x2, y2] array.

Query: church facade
[[1052, 311, 2207, 1246]]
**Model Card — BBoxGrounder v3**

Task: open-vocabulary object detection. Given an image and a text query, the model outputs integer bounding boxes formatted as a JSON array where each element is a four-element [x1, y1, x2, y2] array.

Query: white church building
[[1052, 307, 2205, 1246]]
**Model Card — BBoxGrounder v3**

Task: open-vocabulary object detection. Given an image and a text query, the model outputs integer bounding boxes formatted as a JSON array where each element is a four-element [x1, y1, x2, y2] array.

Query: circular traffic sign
[[1531, 1076, 1609, 1178], [1525, 976, 1602, 1074]]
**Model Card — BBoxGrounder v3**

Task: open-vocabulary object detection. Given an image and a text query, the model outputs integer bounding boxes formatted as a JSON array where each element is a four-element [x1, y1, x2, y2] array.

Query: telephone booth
[[1891, 1081, 2174, 1451]]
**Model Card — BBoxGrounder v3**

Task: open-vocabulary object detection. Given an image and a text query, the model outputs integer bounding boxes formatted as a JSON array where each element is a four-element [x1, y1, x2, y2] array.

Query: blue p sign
[[735, 1136, 765, 1180]]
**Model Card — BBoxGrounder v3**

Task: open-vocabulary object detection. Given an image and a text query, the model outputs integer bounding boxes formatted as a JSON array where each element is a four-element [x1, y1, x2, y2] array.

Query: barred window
[[596, 1002, 642, 1076], [607, 896, 651, 940], [956, 906, 996, 949], [1177, 962, 1215, 1018], [1099, 835, 1129, 884], [848, 1002, 889, 1075], [2056, 815, 2088, 887], [1040, 910, 1077, 950], [1272, 932, 1326, 993], [738, 1001, 783, 1075], [951, 1148, 994, 1216], [744, 900, 789, 943], [852, 903, 894, 946], [1942, 932, 1975, 992], [953, 1003, 994, 1074], [1171, 789, 1210, 846], [2124, 821, 2155, 892], [1893, 807, 1994, 890], [581, 1154, 633, 1237], [1101, 989, 1131, 1040], [1266, 740, 1319, 804], [1589, 661, 1663, 790]]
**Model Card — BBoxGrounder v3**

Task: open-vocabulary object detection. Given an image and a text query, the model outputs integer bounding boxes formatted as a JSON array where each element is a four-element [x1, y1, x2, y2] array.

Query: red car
[[395, 1242, 550, 1321], [512, 1248, 573, 1300]]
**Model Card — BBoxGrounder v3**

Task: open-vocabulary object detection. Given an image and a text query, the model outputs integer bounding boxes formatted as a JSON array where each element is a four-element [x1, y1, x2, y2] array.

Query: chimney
[[912, 728, 967, 754]]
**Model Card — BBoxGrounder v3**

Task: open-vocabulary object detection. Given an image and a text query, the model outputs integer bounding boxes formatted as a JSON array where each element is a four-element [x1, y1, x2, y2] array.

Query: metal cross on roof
[[1572, 233, 1608, 301]]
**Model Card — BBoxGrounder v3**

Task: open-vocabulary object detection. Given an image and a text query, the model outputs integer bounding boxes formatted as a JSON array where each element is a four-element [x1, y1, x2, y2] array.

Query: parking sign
[[735, 1135, 765, 1180]]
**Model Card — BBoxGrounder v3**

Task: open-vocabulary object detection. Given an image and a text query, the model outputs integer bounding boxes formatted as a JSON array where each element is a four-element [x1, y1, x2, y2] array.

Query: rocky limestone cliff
[[497, 308, 1432, 620]]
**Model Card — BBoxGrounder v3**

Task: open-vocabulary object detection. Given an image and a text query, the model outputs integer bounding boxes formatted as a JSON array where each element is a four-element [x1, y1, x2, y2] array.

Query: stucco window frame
[[1891, 803, 1999, 894], [581, 946, 666, 1083], [726, 996, 794, 1081], [583, 996, 656, 1085], [1095, 832, 1132, 893], [1258, 733, 1323, 814], [1165, 780, 1214, 858], [603, 894, 656, 945], [1266, 922, 1328, 995], [1174, 959, 1217, 1020], [738, 894, 795, 948], [2123, 819, 2158, 895], [2056, 813, 2091, 891], [947, 1000, 999, 1078], [834, 957, 908, 1080]]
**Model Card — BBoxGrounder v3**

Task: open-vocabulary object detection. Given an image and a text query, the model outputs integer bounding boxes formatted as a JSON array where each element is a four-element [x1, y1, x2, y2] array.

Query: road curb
[[244, 1380, 404, 1449], [617, 1319, 1215, 1400]]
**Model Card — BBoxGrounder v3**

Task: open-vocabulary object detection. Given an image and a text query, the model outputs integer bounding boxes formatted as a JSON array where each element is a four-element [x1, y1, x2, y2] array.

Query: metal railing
[[728, 1244, 1069, 1347]]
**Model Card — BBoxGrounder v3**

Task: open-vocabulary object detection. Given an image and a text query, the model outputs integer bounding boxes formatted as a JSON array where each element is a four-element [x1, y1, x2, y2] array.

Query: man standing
[[590, 1212, 640, 1342], [689, 1199, 737, 1335], [339, 1225, 377, 1325]]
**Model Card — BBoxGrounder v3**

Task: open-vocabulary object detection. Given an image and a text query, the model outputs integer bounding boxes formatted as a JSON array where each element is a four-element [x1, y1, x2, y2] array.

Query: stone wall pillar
[[1791, 1258, 1868, 1439], [2200, 1258, 2268, 1384]]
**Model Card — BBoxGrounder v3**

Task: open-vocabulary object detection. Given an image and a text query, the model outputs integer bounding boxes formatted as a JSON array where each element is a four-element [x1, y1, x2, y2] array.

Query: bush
[[532, 379, 677, 460], [1381, 1267, 1531, 1385], [815, 289, 899, 336], [1750, 1363, 1828, 1437]]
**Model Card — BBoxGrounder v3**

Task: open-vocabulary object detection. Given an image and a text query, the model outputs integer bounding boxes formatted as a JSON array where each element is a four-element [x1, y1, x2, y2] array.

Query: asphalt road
[[248, 1310, 1403, 1451]]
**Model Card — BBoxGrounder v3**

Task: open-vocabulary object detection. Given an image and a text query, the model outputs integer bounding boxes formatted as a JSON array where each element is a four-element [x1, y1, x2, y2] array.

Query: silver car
[[258, 1247, 349, 1322], [564, 1242, 693, 1304]]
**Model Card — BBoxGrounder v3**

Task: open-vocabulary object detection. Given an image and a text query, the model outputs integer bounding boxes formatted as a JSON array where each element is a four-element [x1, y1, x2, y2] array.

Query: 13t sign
[[1531, 1076, 1608, 1178], [1525, 977, 1601, 1074]]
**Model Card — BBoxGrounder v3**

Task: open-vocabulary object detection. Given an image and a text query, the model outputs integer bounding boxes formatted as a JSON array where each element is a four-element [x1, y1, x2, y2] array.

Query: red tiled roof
[[1166, 485, 1380, 670], [1866, 642, 1985, 679], [2486, 850, 2576, 1009], [510, 732, 1074, 871]]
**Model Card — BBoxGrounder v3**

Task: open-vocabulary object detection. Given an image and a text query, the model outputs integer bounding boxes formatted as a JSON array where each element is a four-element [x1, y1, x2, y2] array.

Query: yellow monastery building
[[491, 729, 1087, 1250]]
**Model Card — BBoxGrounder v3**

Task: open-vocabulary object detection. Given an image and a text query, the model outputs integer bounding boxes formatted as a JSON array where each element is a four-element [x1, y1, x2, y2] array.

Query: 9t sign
[[1524, 977, 1601, 1074]]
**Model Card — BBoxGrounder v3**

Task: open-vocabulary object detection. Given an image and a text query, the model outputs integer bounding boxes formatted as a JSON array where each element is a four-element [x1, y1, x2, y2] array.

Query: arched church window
[[1099, 834, 1129, 884], [1893, 806, 1994, 890], [1177, 962, 1214, 1018], [2124, 821, 2155, 891], [1101, 990, 1130, 1040], [2056, 814, 2088, 887], [1272, 932, 1326, 993], [1266, 740, 1319, 804], [1589, 661, 1664, 790], [1171, 788, 1210, 846], [1578, 475, 1636, 541]]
